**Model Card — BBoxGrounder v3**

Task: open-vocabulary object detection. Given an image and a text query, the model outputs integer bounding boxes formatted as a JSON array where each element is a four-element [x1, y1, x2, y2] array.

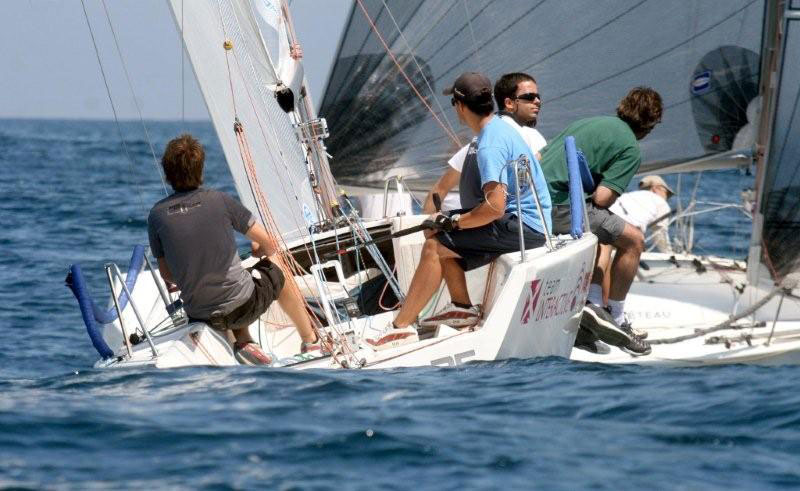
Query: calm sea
[[1, 119, 798, 490]]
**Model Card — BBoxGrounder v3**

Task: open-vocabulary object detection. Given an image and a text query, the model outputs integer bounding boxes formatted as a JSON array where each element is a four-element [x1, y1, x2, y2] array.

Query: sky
[[0, 0, 351, 121]]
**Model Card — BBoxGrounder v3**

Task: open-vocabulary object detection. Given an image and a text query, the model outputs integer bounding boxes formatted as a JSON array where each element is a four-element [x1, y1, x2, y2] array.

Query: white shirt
[[609, 190, 673, 252], [447, 115, 547, 172]]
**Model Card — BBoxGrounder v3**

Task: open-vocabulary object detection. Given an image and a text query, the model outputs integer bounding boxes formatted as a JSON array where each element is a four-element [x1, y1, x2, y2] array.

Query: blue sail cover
[[320, 0, 766, 191]]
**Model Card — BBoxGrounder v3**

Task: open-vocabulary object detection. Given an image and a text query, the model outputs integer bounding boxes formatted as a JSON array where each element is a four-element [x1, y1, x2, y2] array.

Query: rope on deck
[[649, 275, 799, 345]]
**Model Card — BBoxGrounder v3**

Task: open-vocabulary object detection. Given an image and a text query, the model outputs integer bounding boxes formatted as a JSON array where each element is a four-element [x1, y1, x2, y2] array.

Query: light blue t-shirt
[[477, 116, 552, 234]]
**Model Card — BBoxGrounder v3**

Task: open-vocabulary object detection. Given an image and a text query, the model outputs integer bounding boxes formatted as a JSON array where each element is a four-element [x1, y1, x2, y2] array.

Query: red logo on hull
[[520, 280, 542, 324]]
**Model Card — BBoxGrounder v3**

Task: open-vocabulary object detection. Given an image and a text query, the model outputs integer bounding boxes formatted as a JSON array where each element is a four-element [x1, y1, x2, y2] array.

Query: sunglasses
[[514, 92, 541, 102], [451, 97, 458, 106]]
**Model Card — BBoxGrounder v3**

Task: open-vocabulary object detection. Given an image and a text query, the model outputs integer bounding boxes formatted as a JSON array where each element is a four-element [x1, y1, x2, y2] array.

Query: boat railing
[[507, 134, 594, 260], [511, 154, 554, 260], [106, 263, 159, 358], [382, 175, 407, 218], [68, 245, 183, 359], [645, 194, 752, 255], [309, 260, 351, 327]]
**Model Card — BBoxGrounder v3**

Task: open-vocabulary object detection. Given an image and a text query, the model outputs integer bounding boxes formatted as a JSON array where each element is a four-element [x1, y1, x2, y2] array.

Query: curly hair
[[616, 87, 663, 134], [161, 134, 205, 192]]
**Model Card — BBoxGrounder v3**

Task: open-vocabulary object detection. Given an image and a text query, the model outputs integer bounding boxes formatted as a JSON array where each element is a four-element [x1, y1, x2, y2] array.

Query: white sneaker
[[365, 322, 419, 351], [419, 303, 480, 328]]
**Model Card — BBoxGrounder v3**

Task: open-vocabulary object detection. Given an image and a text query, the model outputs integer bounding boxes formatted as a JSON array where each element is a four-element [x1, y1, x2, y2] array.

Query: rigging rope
[[216, 2, 362, 366], [99, 0, 168, 197], [79, 0, 147, 217], [222, 8, 320, 265], [181, 0, 185, 126], [461, 0, 483, 72], [379, 0, 460, 142], [649, 277, 797, 345], [355, 0, 462, 147]]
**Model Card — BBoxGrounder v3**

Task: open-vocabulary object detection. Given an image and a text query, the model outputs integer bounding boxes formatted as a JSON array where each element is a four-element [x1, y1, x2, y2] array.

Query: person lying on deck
[[366, 72, 552, 351], [147, 134, 323, 365], [419, 71, 547, 329], [538, 87, 663, 356]]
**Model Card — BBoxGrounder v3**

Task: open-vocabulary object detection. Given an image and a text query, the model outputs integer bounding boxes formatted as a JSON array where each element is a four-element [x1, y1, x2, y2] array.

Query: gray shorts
[[551, 202, 626, 245]]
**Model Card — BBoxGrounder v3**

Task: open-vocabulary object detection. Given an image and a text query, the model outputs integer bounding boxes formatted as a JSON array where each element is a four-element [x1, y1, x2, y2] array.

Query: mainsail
[[320, 0, 766, 190], [166, 0, 321, 242]]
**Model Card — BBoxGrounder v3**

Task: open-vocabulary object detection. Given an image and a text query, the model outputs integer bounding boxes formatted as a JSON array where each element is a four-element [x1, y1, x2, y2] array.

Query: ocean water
[[1, 119, 798, 490]]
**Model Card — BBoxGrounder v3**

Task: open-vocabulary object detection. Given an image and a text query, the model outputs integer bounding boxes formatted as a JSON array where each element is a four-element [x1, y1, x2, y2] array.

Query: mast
[[280, 0, 339, 221], [747, 0, 787, 285]]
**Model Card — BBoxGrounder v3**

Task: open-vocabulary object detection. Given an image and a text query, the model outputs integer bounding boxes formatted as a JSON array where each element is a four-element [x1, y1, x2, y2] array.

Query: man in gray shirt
[[148, 134, 321, 365]]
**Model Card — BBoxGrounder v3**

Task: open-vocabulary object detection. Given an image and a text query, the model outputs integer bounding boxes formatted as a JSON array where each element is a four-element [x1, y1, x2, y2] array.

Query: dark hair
[[494, 72, 536, 109], [462, 96, 494, 116], [617, 87, 663, 134], [161, 134, 205, 191]]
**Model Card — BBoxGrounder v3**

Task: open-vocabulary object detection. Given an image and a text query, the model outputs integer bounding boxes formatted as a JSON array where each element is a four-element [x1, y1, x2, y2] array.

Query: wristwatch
[[450, 213, 461, 229]]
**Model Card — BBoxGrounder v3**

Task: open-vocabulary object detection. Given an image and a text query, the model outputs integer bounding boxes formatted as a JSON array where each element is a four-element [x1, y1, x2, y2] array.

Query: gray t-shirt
[[147, 188, 256, 318]]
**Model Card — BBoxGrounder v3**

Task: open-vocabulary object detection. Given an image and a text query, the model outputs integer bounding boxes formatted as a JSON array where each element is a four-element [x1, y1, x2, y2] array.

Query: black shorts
[[193, 258, 285, 331], [435, 212, 546, 271], [551, 202, 626, 245]]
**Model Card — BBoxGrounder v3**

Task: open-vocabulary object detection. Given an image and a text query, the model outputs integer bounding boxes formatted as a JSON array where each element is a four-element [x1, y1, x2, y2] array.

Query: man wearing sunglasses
[[539, 87, 663, 356], [366, 72, 551, 349], [416, 72, 547, 329]]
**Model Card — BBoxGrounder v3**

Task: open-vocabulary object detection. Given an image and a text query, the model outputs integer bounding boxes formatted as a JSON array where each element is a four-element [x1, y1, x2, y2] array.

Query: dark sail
[[690, 46, 760, 153], [320, 0, 766, 191], [760, 12, 800, 279]]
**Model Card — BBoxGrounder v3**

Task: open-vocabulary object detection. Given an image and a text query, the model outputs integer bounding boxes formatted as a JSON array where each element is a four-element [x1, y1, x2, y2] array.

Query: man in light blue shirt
[[367, 72, 552, 349], [476, 117, 552, 234]]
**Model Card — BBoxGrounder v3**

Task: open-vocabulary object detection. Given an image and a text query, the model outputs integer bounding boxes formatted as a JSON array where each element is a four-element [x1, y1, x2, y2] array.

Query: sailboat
[[572, 0, 800, 365], [318, 0, 800, 365], [67, 0, 595, 369]]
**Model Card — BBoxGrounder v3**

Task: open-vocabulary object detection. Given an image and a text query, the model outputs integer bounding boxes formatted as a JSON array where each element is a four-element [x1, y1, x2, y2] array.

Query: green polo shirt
[[539, 116, 640, 205]]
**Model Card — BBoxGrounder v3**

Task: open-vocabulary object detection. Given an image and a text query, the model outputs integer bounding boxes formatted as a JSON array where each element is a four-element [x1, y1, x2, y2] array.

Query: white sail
[[166, 0, 319, 242], [250, 0, 304, 94]]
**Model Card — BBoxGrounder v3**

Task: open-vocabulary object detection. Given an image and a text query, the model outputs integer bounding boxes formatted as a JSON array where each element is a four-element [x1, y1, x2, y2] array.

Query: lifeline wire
[[379, 0, 460, 142], [355, 0, 462, 147], [99, 0, 168, 196]]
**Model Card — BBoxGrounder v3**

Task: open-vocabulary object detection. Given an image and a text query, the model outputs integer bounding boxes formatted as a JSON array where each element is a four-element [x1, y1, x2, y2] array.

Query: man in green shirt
[[539, 86, 662, 355]]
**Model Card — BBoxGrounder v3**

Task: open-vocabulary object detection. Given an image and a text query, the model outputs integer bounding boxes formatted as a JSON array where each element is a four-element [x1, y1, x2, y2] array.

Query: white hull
[[90, 217, 597, 370], [572, 252, 800, 366]]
